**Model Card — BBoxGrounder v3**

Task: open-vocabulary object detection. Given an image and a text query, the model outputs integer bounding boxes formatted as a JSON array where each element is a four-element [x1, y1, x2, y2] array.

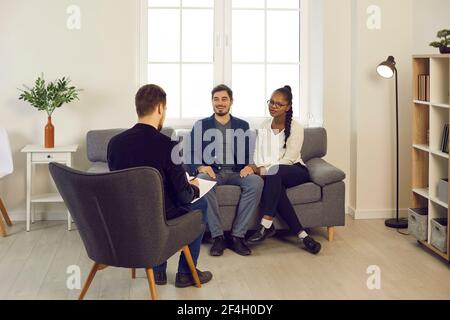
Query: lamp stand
[[385, 68, 408, 229]]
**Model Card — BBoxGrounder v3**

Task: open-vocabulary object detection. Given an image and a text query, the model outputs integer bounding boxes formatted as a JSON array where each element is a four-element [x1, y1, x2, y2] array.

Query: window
[[140, 0, 308, 123]]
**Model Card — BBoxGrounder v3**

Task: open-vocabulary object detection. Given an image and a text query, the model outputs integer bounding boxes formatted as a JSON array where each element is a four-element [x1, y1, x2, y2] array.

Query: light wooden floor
[[0, 215, 449, 300]]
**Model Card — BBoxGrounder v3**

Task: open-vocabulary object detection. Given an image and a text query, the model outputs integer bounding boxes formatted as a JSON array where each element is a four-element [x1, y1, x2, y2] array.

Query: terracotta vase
[[45, 116, 55, 148]]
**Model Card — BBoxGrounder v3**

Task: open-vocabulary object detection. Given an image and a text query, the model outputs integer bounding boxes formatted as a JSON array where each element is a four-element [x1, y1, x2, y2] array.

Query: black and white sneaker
[[299, 236, 321, 254]]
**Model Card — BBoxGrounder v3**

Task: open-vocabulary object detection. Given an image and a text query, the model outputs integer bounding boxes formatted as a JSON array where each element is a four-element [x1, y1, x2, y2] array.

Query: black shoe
[[299, 236, 322, 254], [247, 225, 276, 244], [154, 271, 167, 285], [175, 269, 213, 288], [229, 236, 252, 256], [210, 236, 227, 256]]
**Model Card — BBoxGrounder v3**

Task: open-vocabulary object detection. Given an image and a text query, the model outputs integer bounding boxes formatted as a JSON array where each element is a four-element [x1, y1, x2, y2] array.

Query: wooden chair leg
[[327, 227, 335, 242], [79, 263, 101, 300], [0, 197, 12, 226], [182, 245, 201, 288], [145, 268, 158, 300], [0, 216, 6, 237], [131, 268, 136, 279]]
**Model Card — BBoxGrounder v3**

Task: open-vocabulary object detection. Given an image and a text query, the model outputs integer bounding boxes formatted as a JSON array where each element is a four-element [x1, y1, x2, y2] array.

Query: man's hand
[[240, 166, 255, 178], [198, 166, 216, 179], [189, 178, 199, 188]]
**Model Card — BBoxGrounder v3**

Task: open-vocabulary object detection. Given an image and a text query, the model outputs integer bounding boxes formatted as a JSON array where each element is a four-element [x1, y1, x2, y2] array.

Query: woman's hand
[[240, 166, 255, 178], [259, 167, 268, 176]]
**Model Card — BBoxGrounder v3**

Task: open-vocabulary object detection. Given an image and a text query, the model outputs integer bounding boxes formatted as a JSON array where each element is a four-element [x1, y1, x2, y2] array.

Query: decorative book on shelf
[[441, 124, 449, 153], [418, 74, 430, 101]]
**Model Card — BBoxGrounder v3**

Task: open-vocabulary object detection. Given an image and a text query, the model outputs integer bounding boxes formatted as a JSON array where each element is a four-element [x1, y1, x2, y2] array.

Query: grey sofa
[[86, 127, 346, 241]]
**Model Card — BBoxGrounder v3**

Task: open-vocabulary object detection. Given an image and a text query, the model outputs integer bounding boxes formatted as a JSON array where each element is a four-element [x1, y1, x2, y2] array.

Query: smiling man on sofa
[[189, 84, 264, 257]]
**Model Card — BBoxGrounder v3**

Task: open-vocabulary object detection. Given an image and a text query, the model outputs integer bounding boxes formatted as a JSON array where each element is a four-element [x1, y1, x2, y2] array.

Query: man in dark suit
[[107, 84, 212, 288], [189, 85, 264, 257]]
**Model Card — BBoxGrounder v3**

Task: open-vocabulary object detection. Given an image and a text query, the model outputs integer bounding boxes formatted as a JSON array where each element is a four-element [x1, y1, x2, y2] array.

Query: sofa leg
[[327, 227, 334, 242]]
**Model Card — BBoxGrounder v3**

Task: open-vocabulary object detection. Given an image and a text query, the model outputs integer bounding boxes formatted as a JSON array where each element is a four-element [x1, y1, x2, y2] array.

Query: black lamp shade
[[377, 56, 396, 79]]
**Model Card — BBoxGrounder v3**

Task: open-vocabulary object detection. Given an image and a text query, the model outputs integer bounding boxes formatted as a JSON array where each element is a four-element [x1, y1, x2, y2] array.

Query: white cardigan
[[253, 119, 305, 172]]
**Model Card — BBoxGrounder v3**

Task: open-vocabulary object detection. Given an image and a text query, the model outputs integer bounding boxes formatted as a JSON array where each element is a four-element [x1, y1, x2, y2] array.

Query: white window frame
[[138, 0, 310, 129]]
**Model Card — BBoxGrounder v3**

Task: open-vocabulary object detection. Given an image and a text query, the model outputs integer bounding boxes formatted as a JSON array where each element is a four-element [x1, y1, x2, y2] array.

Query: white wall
[[345, 0, 449, 219], [323, 0, 352, 210], [349, 0, 413, 219], [0, 0, 140, 220], [413, 0, 450, 54]]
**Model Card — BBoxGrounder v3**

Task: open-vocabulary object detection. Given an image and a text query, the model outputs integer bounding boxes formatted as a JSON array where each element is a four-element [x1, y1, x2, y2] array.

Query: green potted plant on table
[[18, 75, 81, 148], [430, 29, 450, 54]]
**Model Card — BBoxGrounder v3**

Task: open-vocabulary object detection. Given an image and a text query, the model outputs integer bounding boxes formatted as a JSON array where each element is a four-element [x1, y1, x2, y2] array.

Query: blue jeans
[[198, 170, 264, 238], [153, 197, 208, 275]]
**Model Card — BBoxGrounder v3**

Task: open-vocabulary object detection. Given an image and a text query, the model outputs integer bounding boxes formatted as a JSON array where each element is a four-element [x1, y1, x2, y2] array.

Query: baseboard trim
[[7, 209, 69, 222], [347, 206, 408, 220], [8, 208, 406, 222]]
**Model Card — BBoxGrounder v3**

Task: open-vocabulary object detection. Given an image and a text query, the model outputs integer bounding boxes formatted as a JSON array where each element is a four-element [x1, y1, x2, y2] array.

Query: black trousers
[[260, 163, 311, 234]]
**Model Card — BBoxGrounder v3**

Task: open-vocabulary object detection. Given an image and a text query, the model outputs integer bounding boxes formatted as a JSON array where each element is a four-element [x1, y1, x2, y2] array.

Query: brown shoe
[[175, 269, 213, 288]]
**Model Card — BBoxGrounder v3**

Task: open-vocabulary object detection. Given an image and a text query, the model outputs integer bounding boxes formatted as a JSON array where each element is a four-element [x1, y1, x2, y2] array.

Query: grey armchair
[[49, 163, 205, 300]]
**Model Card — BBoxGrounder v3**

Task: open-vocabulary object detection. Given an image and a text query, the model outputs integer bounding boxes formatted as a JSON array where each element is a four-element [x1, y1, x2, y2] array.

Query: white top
[[253, 119, 305, 172], [21, 145, 78, 153]]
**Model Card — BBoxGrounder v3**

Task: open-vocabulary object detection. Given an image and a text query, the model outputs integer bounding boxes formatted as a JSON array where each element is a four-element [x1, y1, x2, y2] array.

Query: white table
[[21, 145, 78, 232]]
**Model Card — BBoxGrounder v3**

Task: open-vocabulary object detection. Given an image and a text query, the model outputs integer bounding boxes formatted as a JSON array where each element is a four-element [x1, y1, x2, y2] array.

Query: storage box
[[430, 218, 448, 253], [408, 208, 428, 241], [438, 179, 448, 204]]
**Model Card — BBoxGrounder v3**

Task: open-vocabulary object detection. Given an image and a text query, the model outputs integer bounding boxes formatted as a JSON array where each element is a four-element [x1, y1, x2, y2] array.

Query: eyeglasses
[[267, 100, 289, 109]]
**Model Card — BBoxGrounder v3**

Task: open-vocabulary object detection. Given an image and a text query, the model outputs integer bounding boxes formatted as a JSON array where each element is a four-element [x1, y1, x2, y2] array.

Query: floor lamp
[[376, 56, 408, 229]]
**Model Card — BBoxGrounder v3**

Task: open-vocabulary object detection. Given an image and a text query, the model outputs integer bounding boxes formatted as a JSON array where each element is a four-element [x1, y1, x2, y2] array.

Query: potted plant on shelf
[[429, 29, 450, 54], [18, 75, 81, 148]]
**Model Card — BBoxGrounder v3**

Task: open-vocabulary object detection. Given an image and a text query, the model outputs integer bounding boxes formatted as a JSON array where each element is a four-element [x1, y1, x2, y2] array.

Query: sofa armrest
[[306, 158, 346, 187]]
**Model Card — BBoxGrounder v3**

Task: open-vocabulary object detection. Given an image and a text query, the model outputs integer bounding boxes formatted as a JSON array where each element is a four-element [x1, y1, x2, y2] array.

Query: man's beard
[[215, 108, 229, 116], [157, 119, 163, 131]]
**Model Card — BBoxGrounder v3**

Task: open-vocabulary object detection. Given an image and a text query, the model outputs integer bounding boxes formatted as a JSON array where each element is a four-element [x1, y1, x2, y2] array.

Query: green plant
[[430, 29, 450, 48], [18, 74, 81, 116]]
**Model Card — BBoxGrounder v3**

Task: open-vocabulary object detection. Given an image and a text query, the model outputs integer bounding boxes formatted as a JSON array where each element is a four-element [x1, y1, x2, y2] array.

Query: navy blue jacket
[[189, 115, 251, 175]]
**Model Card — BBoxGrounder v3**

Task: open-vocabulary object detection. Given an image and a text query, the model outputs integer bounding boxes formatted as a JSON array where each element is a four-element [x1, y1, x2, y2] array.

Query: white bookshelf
[[412, 55, 450, 261]]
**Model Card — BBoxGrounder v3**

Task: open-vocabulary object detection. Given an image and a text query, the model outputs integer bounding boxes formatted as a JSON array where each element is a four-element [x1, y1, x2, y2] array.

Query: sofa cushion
[[301, 127, 327, 163], [87, 129, 126, 163], [216, 182, 321, 207], [87, 162, 110, 173], [86, 128, 175, 163]]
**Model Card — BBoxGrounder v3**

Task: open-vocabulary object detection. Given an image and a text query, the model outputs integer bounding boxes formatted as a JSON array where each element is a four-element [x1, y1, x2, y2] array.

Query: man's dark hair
[[135, 84, 166, 117], [211, 84, 233, 101]]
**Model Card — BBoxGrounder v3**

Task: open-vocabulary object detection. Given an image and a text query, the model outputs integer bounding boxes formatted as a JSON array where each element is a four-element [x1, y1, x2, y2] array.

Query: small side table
[[21, 145, 78, 232]]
